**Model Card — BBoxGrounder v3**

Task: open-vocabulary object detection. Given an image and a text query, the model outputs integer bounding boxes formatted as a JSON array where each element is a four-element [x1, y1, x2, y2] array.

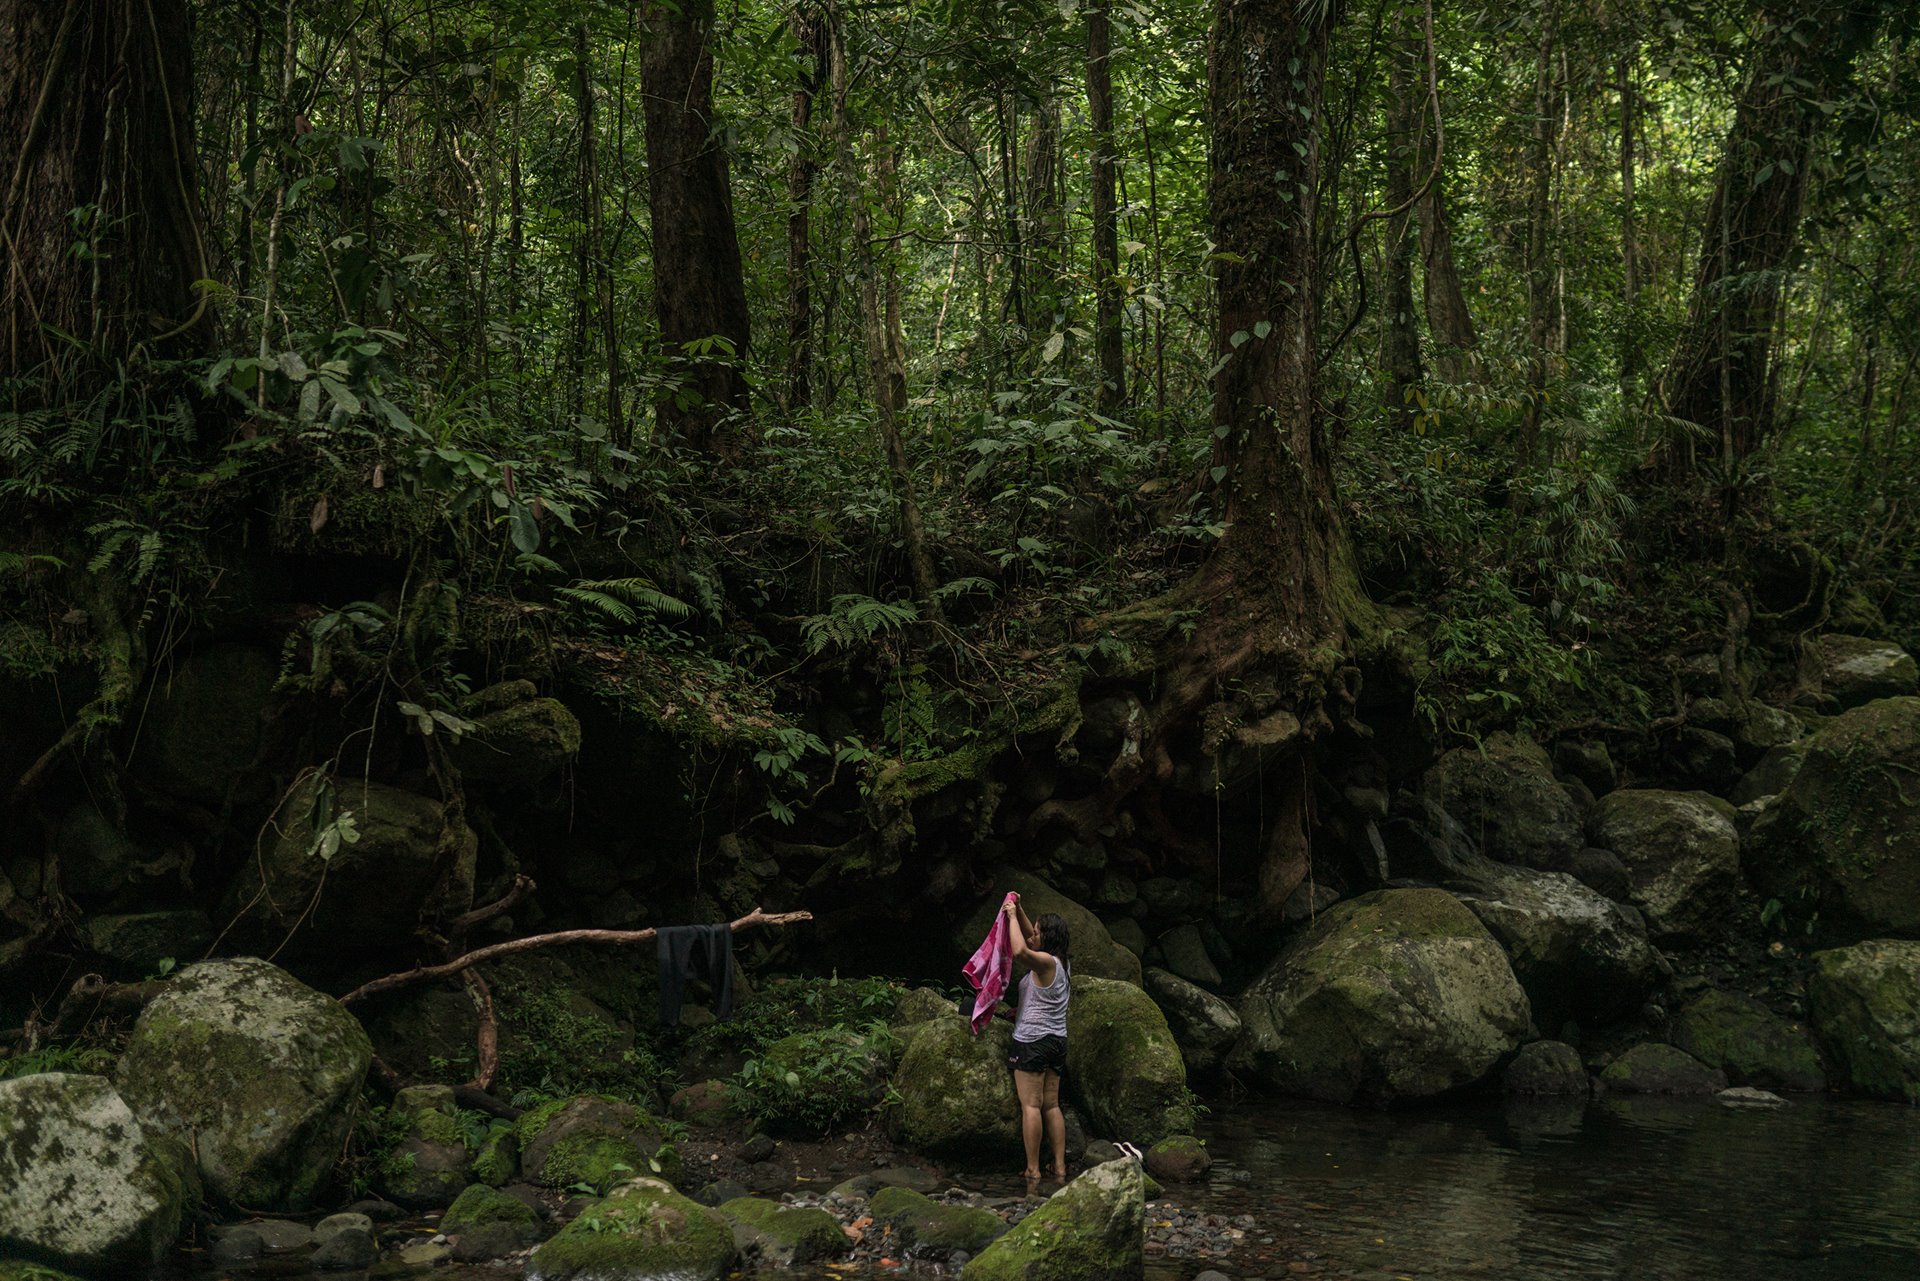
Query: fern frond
[[801, 594, 920, 655], [557, 576, 692, 626]]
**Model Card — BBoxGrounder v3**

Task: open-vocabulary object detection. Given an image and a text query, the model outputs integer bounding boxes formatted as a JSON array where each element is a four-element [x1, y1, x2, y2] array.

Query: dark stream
[[189, 1094, 1920, 1281]]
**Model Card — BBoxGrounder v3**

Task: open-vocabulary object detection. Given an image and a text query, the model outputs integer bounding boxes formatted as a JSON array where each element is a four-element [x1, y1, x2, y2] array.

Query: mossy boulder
[[955, 872, 1141, 986], [1142, 968, 1241, 1076], [443, 1183, 544, 1256], [1746, 698, 1920, 940], [81, 911, 213, 975], [116, 957, 371, 1209], [1451, 863, 1665, 1029], [869, 1186, 1006, 1259], [1588, 790, 1740, 940], [1807, 940, 1920, 1103], [470, 1123, 520, 1186], [960, 1158, 1144, 1281], [892, 986, 956, 1027], [1066, 976, 1193, 1144], [131, 643, 277, 805], [1142, 1135, 1210, 1183], [516, 1096, 679, 1191], [378, 1085, 471, 1208], [1816, 635, 1918, 709], [887, 1014, 1020, 1159], [1597, 1043, 1727, 1095], [0, 1073, 199, 1274], [1232, 889, 1531, 1105], [667, 1081, 733, 1129], [1667, 990, 1825, 1092], [718, 1196, 850, 1265], [527, 1178, 736, 1281], [450, 681, 583, 785], [221, 774, 464, 960], [1502, 1041, 1588, 1095], [1423, 733, 1583, 870]]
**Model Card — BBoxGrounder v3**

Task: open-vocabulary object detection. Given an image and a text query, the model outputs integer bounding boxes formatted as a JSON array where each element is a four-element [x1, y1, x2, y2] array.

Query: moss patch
[[527, 1179, 735, 1281]]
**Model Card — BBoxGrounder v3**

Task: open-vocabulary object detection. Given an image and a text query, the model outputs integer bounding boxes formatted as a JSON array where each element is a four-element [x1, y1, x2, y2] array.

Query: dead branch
[[449, 873, 535, 936], [337, 907, 813, 1006]]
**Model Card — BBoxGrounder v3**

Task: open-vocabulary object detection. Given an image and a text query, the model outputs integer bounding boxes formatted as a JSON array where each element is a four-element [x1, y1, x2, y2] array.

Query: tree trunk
[[1021, 96, 1064, 329], [1383, 34, 1424, 425], [784, 5, 821, 414], [1518, 0, 1558, 463], [1617, 48, 1640, 392], [2, 0, 211, 384], [1655, 7, 1882, 469], [641, 0, 753, 455], [1087, 0, 1125, 414], [1413, 102, 1475, 382]]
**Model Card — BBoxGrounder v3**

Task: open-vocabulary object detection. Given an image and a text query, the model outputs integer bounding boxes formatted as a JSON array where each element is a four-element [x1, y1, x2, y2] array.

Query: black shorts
[[1009, 1034, 1067, 1077]]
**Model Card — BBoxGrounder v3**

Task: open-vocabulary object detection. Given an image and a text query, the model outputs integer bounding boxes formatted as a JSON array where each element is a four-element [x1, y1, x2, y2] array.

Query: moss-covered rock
[[1667, 990, 1825, 1092], [1597, 1043, 1727, 1094], [81, 911, 213, 975], [1807, 940, 1920, 1103], [450, 682, 583, 785], [516, 1096, 679, 1191], [1423, 733, 1583, 870], [1817, 635, 1918, 709], [526, 1178, 736, 1281], [442, 1183, 544, 1256], [470, 1123, 520, 1186], [960, 1158, 1144, 1281], [888, 1014, 1021, 1159], [1142, 1135, 1210, 1183], [869, 1186, 1006, 1259], [0, 1073, 199, 1273], [954, 872, 1142, 986], [130, 643, 277, 805], [1502, 1041, 1588, 1095], [1066, 976, 1193, 1145], [1746, 698, 1920, 940], [667, 1081, 732, 1129], [1588, 789, 1740, 940], [378, 1086, 471, 1208], [116, 957, 371, 1210], [892, 986, 956, 1027], [718, 1196, 850, 1265], [1233, 889, 1531, 1104], [220, 774, 463, 960], [1141, 968, 1241, 1076]]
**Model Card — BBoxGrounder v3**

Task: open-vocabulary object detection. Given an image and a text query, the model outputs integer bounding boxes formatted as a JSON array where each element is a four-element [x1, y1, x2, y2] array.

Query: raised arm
[[1001, 896, 1055, 980]]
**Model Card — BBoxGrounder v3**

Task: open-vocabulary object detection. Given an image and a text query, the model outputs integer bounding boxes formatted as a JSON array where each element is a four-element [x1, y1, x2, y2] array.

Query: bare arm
[[1002, 897, 1056, 983]]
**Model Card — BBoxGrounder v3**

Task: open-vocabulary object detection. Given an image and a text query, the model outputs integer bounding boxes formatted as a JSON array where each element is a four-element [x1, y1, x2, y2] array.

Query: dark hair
[[1035, 912, 1070, 959]]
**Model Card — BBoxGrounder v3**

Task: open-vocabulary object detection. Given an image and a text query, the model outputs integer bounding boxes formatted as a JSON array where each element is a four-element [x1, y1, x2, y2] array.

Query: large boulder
[[1142, 968, 1242, 1075], [960, 1159, 1144, 1281], [131, 643, 277, 804], [1746, 698, 1920, 940], [378, 1085, 472, 1209], [0, 1073, 199, 1274], [442, 1183, 545, 1260], [1423, 733, 1583, 870], [887, 1014, 1020, 1159], [1232, 888, 1531, 1105], [1450, 863, 1665, 1028], [1807, 941, 1920, 1103], [869, 1187, 1006, 1260], [449, 681, 583, 785], [1502, 1041, 1588, 1095], [527, 1178, 735, 1281], [1597, 1043, 1726, 1095], [1667, 990, 1825, 1092], [718, 1196, 849, 1266], [1817, 635, 1918, 709], [82, 910, 213, 974], [221, 773, 465, 960], [117, 957, 371, 1209], [1587, 790, 1740, 940], [954, 871, 1141, 986], [1067, 976, 1194, 1145], [515, 1096, 680, 1191]]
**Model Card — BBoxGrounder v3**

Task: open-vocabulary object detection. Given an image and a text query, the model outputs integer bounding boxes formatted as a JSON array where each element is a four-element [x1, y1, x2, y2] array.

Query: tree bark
[[1656, 5, 1882, 469], [1087, 0, 1125, 413], [1617, 48, 1640, 391], [1383, 33, 1425, 425], [784, 5, 822, 414], [1518, 0, 1558, 463], [2, 0, 211, 384], [1412, 81, 1475, 383], [641, 0, 753, 455]]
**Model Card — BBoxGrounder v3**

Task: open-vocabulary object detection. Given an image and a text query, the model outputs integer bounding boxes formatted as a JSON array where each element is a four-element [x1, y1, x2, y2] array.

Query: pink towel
[[962, 892, 1018, 1035]]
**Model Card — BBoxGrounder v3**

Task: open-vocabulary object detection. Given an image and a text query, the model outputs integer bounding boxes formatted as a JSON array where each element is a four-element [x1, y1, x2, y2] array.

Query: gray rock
[[1552, 739, 1616, 797], [871, 1165, 943, 1194], [738, 1134, 776, 1164], [0, 1073, 198, 1273], [314, 1212, 373, 1245], [117, 957, 373, 1210], [1068, 976, 1195, 1144], [1142, 968, 1242, 1075], [699, 1178, 755, 1206], [82, 910, 214, 974], [1424, 732, 1583, 870], [312, 1226, 378, 1270], [1588, 790, 1740, 940], [960, 1159, 1144, 1281], [1503, 1041, 1588, 1095], [210, 1226, 263, 1263], [55, 800, 153, 897], [1730, 742, 1806, 805], [1717, 1087, 1788, 1108], [132, 643, 277, 804], [1094, 873, 1137, 907], [251, 1219, 316, 1252], [888, 1016, 1020, 1159], [1598, 1043, 1727, 1095], [1667, 990, 1825, 1092], [1158, 923, 1223, 987], [1817, 634, 1918, 709], [1106, 916, 1148, 959], [1668, 727, 1741, 791], [1807, 940, 1920, 1103], [1138, 877, 1211, 921], [449, 681, 582, 784], [1565, 847, 1632, 901]]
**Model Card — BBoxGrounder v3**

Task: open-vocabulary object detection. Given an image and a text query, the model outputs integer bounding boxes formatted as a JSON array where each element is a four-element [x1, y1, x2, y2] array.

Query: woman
[[1002, 894, 1070, 1183]]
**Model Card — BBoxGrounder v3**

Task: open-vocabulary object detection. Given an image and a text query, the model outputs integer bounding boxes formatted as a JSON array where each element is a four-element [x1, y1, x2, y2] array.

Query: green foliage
[[498, 990, 670, 1107], [684, 974, 903, 1062], [556, 577, 693, 629], [1417, 573, 1589, 735], [800, 595, 920, 656], [0, 1043, 115, 1081], [728, 1021, 895, 1135]]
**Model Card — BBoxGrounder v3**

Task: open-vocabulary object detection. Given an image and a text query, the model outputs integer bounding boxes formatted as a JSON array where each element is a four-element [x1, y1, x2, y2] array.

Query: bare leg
[[1042, 1072, 1067, 1177], [1014, 1069, 1044, 1182]]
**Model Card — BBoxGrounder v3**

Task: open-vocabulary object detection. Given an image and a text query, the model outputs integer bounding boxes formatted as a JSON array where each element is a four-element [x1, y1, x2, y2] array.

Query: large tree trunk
[[1383, 34, 1425, 425], [2, 0, 210, 384], [1656, 7, 1881, 469], [1616, 48, 1640, 392], [784, 5, 821, 414], [1086, 0, 1125, 413], [640, 0, 753, 454], [1517, 0, 1558, 464], [1021, 96, 1064, 328]]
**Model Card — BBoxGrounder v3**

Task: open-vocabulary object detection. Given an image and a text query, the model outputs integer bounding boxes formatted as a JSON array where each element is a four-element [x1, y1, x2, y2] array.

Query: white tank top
[[1013, 959, 1070, 1042]]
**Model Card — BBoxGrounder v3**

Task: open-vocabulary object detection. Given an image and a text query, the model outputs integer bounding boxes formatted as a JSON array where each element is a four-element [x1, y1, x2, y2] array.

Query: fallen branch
[[338, 907, 814, 1006], [449, 873, 535, 936]]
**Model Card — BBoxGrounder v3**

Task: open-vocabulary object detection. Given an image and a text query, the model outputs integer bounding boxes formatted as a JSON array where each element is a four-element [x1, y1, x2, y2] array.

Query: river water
[[184, 1094, 1920, 1281]]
